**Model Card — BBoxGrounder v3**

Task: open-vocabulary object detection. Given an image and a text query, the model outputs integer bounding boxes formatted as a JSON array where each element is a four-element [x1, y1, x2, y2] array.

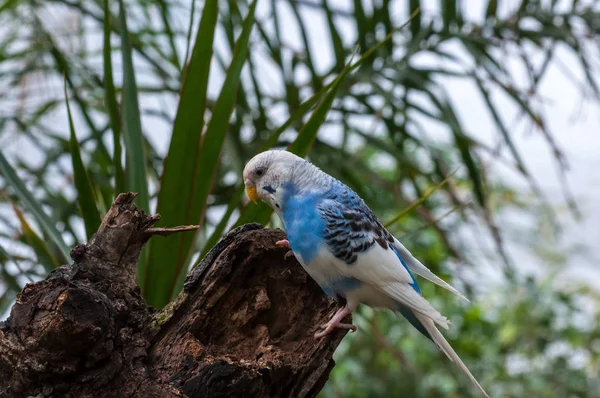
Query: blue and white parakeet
[[243, 150, 488, 397]]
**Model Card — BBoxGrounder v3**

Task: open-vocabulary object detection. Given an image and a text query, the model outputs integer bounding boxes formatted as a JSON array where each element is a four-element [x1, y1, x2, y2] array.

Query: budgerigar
[[243, 150, 489, 397]]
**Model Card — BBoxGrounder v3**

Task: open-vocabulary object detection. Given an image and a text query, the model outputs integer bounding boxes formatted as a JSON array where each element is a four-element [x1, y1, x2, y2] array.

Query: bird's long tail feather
[[413, 312, 490, 398], [393, 238, 469, 302]]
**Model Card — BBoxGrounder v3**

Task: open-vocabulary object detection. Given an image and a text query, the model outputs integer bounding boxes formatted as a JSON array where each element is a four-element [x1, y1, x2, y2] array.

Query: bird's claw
[[276, 240, 294, 260], [317, 321, 358, 332], [314, 306, 357, 338], [275, 239, 290, 248], [314, 322, 357, 338]]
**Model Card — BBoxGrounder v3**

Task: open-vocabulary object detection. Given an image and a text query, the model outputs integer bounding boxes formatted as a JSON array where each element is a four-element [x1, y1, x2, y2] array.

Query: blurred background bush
[[1, 0, 599, 396]]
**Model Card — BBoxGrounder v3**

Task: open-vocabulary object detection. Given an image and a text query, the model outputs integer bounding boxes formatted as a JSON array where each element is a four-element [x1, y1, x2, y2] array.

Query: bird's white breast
[[296, 245, 401, 309]]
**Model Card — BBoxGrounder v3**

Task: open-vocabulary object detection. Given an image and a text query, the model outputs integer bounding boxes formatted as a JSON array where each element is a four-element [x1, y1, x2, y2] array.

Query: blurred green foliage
[[0, 0, 599, 396]]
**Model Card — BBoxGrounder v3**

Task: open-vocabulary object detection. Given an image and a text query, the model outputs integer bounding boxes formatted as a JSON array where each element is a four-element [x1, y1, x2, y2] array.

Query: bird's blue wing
[[318, 184, 394, 265], [316, 185, 420, 289]]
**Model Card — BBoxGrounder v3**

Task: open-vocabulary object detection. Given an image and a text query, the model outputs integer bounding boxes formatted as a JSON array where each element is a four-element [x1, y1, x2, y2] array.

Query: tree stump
[[0, 193, 348, 397]]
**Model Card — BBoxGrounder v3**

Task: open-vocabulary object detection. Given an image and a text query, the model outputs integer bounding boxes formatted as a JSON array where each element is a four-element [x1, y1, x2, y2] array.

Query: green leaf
[[200, 184, 245, 259], [0, 266, 21, 295], [0, 243, 21, 315], [0, 152, 70, 263], [143, 0, 218, 295], [288, 84, 342, 154], [409, 0, 421, 37], [0, 0, 19, 13], [65, 80, 101, 239], [353, 0, 368, 51], [455, 133, 485, 207], [474, 77, 529, 176], [0, 243, 34, 285], [288, 1, 322, 91], [104, 0, 125, 195], [442, 101, 486, 208], [517, 0, 531, 16], [263, 78, 334, 148], [182, 0, 198, 71], [441, 0, 457, 31], [40, 25, 114, 178], [156, 0, 180, 70], [424, 89, 486, 208], [118, 0, 149, 212], [323, 0, 345, 72], [385, 168, 459, 228], [485, 0, 497, 19], [375, 0, 394, 53], [12, 205, 61, 271], [144, 0, 257, 308]]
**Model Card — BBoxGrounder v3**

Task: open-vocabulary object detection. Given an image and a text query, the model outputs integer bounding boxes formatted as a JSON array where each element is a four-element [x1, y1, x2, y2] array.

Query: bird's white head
[[243, 150, 304, 210]]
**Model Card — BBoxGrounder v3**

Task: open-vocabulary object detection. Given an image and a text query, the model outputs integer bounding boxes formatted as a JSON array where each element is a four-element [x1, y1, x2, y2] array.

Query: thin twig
[[145, 225, 200, 237]]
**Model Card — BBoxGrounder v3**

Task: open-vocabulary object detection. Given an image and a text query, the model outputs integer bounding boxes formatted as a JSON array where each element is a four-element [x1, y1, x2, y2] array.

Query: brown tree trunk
[[0, 193, 348, 397]]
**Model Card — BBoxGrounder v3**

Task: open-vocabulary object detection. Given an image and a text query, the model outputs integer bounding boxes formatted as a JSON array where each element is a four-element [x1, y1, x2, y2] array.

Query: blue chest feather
[[281, 186, 325, 264]]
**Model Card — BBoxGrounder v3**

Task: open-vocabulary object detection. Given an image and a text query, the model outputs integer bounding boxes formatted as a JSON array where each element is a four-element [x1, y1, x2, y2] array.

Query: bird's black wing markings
[[318, 182, 393, 265]]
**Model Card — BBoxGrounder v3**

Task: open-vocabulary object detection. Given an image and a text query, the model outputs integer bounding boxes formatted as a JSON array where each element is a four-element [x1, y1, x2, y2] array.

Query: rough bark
[[0, 193, 348, 398]]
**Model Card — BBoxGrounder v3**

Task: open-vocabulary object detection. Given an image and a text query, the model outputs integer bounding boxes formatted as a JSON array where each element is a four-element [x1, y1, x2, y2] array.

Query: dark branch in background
[[0, 193, 347, 397]]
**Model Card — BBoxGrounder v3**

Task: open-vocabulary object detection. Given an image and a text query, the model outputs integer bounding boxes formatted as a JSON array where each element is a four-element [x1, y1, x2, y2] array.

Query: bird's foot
[[314, 322, 357, 339], [275, 239, 290, 248], [275, 240, 294, 260], [314, 306, 357, 338]]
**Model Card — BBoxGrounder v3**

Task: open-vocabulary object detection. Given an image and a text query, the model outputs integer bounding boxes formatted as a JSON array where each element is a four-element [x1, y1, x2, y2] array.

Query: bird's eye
[[256, 168, 265, 177]]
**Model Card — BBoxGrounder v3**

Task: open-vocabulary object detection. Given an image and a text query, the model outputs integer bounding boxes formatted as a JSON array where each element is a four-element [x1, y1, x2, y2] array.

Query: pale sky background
[[1, 0, 599, 319]]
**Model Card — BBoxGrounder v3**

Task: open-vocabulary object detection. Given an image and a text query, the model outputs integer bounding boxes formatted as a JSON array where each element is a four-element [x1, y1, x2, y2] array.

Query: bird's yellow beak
[[246, 186, 258, 203]]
